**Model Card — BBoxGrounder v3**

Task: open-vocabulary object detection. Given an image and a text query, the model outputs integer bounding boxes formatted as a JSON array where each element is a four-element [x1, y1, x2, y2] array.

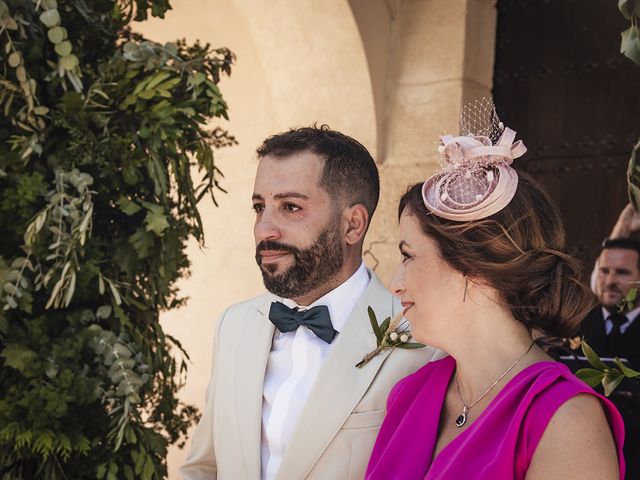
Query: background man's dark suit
[[578, 308, 640, 370], [577, 307, 640, 480]]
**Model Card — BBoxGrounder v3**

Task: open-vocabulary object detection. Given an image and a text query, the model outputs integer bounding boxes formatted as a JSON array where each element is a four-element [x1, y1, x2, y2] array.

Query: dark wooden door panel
[[493, 0, 640, 268]]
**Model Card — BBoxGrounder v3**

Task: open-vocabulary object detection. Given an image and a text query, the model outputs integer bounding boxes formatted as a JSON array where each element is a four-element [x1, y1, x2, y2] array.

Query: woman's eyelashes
[[400, 249, 413, 263]]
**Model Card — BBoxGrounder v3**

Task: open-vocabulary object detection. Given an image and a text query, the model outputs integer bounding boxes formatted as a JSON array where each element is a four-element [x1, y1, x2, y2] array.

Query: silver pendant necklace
[[454, 341, 535, 428]]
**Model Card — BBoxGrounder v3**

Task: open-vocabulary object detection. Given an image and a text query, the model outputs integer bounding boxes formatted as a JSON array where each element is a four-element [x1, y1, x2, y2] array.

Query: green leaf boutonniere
[[355, 306, 425, 368]]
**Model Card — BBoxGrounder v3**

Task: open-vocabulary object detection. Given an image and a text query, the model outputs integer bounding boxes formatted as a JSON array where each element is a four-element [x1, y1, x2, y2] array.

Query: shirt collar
[[602, 304, 640, 324], [282, 262, 370, 333]]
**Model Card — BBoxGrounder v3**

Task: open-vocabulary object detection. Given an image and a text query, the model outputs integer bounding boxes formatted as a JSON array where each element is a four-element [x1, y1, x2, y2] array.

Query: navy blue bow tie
[[268, 301, 338, 344]]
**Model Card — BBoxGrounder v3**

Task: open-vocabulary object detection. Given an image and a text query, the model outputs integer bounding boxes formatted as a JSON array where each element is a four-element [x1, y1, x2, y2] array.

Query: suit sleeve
[[180, 308, 228, 480]]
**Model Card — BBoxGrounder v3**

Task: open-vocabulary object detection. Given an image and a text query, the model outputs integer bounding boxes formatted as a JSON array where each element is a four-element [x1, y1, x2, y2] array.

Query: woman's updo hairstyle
[[399, 172, 595, 338]]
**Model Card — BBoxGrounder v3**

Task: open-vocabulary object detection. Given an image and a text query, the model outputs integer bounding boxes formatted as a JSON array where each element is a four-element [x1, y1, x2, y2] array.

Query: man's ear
[[343, 204, 369, 245]]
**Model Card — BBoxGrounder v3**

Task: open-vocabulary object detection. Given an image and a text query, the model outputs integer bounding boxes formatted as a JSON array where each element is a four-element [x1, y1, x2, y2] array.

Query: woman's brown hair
[[398, 172, 595, 337]]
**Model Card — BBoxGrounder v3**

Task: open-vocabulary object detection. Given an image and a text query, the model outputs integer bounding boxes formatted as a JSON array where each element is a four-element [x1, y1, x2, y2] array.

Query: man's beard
[[255, 219, 345, 299], [599, 285, 624, 310]]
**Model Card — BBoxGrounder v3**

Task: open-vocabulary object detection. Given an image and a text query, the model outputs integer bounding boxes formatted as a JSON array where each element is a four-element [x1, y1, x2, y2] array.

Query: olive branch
[[356, 307, 425, 368]]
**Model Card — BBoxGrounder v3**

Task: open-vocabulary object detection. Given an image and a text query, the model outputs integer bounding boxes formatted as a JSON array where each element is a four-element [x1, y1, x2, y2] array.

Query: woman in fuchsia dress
[[366, 109, 625, 480]]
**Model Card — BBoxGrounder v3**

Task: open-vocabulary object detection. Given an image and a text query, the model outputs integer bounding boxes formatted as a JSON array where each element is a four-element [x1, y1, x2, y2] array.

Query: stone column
[[363, 0, 498, 283]]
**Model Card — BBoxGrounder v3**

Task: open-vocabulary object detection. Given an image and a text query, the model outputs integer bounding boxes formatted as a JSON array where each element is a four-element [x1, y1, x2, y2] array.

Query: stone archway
[[230, 0, 378, 150]]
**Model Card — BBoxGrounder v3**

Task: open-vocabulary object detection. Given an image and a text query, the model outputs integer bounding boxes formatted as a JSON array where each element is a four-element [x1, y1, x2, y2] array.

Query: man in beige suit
[[181, 126, 441, 479]]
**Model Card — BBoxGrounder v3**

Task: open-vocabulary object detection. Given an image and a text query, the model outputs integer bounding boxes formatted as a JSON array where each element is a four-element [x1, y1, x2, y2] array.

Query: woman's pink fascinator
[[422, 99, 527, 221]]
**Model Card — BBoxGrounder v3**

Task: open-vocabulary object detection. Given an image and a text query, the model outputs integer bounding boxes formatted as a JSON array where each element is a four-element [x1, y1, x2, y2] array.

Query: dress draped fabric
[[366, 357, 626, 480]]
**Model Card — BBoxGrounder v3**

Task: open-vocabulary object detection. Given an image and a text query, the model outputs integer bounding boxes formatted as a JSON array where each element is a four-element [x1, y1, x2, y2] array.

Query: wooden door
[[493, 0, 640, 268]]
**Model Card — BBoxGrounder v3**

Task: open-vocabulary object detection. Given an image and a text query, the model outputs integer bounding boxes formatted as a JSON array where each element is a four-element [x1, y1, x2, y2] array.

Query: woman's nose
[[389, 264, 406, 296]]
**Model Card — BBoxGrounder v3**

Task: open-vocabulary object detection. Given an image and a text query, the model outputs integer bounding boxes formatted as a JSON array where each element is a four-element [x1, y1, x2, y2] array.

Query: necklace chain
[[455, 340, 535, 412]]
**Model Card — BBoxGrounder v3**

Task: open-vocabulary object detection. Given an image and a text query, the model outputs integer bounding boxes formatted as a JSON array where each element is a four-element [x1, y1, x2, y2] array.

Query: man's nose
[[605, 271, 619, 285], [255, 209, 281, 242]]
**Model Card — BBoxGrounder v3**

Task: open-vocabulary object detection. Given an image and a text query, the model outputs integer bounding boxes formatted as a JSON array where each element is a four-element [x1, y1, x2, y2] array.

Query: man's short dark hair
[[601, 237, 640, 268], [256, 124, 380, 219]]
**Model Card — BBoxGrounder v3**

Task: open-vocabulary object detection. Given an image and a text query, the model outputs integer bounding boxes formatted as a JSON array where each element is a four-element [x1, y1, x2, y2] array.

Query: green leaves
[[59, 54, 79, 71], [36, 1, 83, 91], [129, 227, 154, 258], [0, 1, 17, 31], [145, 211, 169, 236], [615, 357, 640, 377], [379, 316, 391, 339], [619, 1, 640, 65], [1, 343, 38, 373], [54, 40, 72, 57], [91, 324, 149, 410], [621, 26, 640, 65], [575, 367, 605, 387], [4, 169, 96, 311], [582, 340, 608, 370], [0, 1, 233, 476], [603, 370, 625, 396], [368, 306, 382, 343], [39, 9, 61, 28], [621, 285, 639, 311], [47, 26, 67, 44], [397, 341, 426, 349], [576, 340, 640, 396], [144, 208, 170, 237], [619, 0, 640, 19], [8, 52, 20, 67], [118, 196, 142, 216], [627, 139, 640, 214], [358, 307, 424, 367]]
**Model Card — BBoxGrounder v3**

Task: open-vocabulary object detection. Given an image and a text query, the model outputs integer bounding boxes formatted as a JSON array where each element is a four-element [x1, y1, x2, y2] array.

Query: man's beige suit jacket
[[181, 271, 442, 479]]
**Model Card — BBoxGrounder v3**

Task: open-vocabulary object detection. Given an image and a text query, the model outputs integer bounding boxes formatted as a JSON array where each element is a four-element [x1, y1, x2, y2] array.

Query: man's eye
[[284, 203, 301, 212], [253, 203, 264, 213]]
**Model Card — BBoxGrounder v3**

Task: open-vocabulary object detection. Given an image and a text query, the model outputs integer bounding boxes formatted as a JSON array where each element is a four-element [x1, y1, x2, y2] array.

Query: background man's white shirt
[[602, 304, 640, 334], [260, 262, 370, 480]]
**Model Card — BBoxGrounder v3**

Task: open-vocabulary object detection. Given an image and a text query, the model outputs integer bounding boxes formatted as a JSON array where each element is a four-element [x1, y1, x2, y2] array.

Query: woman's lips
[[260, 250, 290, 263], [401, 302, 414, 314]]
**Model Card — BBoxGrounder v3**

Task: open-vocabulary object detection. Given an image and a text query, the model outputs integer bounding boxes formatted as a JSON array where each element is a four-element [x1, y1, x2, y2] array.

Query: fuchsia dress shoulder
[[365, 356, 625, 480]]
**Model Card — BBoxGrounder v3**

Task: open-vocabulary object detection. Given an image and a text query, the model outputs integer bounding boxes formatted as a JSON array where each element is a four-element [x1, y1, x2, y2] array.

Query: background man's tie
[[607, 312, 627, 353]]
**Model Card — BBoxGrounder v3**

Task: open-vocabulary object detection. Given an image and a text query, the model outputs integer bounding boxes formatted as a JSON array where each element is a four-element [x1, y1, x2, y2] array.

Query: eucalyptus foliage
[[619, 0, 640, 65], [0, 0, 235, 478], [620, 1, 640, 212]]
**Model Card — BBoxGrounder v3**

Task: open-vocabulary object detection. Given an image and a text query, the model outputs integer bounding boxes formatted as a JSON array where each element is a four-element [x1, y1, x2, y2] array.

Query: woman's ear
[[465, 276, 502, 306], [344, 204, 369, 245]]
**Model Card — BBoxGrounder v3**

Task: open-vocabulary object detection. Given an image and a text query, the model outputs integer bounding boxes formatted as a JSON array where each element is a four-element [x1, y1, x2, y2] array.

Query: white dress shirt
[[260, 262, 370, 480], [602, 305, 640, 334]]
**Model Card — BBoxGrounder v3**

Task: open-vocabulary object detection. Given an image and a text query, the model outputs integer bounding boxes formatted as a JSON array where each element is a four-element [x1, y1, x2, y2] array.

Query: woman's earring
[[463, 277, 468, 303]]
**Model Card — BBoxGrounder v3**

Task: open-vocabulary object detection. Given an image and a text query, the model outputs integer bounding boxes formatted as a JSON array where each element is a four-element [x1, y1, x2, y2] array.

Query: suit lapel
[[620, 312, 640, 367], [234, 295, 276, 479], [275, 273, 395, 480]]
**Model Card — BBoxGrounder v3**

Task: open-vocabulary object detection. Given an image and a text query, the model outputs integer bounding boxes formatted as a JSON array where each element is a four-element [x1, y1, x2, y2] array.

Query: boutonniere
[[355, 306, 425, 368]]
